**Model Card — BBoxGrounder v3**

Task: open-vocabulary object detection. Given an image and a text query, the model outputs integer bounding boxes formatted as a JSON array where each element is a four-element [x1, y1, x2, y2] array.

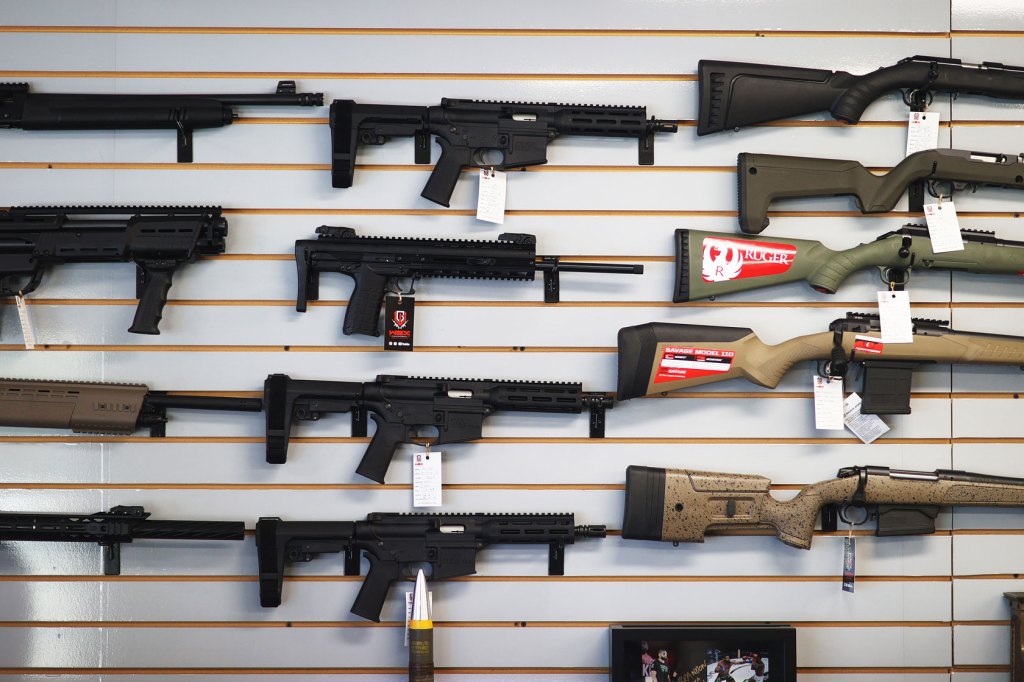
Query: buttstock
[[616, 322, 754, 399], [330, 99, 359, 188], [675, 229, 826, 301], [738, 153, 878, 234], [698, 60, 849, 135], [623, 466, 823, 549]]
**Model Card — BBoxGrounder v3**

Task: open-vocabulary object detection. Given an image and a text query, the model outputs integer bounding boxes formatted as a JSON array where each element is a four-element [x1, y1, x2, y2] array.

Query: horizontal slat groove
[[0, 619, 958, 628], [0, 26, 953, 38], [0, 575, 955, 583]]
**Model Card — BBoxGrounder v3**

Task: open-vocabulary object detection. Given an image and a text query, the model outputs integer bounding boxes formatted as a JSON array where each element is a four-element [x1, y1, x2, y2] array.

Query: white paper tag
[[876, 290, 913, 343], [412, 450, 442, 507], [813, 375, 845, 430], [923, 201, 964, 253], [404, 590, 433, 646], [843, 393, 891, 444], [15, 294, 36, 349], [906, 111, 940, 156], [476, 168, 506, 224]]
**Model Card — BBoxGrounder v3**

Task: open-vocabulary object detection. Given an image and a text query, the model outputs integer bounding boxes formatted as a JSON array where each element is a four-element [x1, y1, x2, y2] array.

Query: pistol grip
[[421, 140, 473, 207], [129, 264, 175, 335], [343, 268, 389, 337], [354, 415, 409, 483], [351, 554, 402, 622]]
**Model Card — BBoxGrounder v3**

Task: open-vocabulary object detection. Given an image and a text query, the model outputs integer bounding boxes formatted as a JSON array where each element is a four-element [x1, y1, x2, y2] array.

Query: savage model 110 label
[[701, 237, 797, 282], [853, 335, 884, 355], [655, 345, 735, 383]]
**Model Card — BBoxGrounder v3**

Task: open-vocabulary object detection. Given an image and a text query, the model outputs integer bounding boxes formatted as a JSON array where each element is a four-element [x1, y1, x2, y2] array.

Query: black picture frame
[[609, 624, 796, 682]]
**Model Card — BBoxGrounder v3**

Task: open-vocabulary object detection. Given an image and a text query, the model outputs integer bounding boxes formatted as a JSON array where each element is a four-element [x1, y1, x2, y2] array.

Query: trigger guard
[[1, 273, 41, 296], [838, 504, 870, 526], [472, 148, 506, 168]]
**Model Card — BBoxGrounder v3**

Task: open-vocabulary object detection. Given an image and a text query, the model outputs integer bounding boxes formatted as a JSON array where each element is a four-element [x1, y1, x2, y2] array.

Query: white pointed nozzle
[[411, 568, 430, 621]]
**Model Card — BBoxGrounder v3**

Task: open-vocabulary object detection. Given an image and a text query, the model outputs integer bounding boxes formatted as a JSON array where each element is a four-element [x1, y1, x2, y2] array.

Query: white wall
[[1, 0, 1023, 679]]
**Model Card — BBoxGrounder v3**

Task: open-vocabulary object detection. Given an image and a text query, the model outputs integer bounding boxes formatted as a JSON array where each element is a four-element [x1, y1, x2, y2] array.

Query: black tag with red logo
[[384, 295, 415, 351]]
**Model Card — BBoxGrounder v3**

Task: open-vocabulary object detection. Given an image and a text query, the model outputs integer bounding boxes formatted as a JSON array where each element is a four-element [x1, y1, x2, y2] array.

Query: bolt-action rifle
[[623, 464, 1024, 549], [738, 149, 1024, 234], [674, 224, 1024, 302], [698, 56, 1024, 135], [617, 312, 1024, 414]]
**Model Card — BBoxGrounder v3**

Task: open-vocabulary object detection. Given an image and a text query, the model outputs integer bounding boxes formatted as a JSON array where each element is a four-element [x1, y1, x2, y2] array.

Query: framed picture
[[609, 624, 796, 682]]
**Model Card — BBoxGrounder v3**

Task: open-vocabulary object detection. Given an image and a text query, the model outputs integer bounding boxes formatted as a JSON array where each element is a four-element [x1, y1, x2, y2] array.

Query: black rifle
[[330, 98, 677, 206], [255, 512, 606, 621], [264, 374, 612, 482], [698, 56, 1024, 134], [296, 226, 644, 337], [0, 505, 244, 575], [0, 81, 323, 162], [0, 374, 609, 484], [1, 206, 227, 334]]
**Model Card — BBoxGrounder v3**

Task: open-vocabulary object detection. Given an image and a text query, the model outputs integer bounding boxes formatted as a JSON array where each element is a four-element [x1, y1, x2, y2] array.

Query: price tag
[[876, 290, 913, 343], [412, 449, 442, 507], [15, 294, 36, 350], [906, 111, 940, 156], [476, 168, 506, 224], [843, 393, 890, 444], [404, 589, 433, 646], [842, 534, 856, 593], [813, 375, 845, 430], [923, 201, 964, 253]]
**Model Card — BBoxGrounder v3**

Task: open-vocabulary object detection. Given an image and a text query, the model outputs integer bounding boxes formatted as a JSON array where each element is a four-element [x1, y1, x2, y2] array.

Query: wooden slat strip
[[0, 619, 956, 628]]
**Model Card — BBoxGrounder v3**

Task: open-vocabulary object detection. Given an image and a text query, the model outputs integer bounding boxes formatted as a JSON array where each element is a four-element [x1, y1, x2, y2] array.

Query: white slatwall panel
[[1, 0, 1023, 679]]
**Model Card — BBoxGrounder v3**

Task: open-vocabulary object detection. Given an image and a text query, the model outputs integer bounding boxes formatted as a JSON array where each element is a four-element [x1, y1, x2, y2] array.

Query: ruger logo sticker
[[701, 237, 797, 283], [654, 346, 735, 384], [853, 335, 884, 355], [392, 309, 408, 329]]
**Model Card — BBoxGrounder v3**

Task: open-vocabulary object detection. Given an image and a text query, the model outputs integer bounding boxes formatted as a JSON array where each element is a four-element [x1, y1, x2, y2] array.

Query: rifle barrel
[[536, 261, 644, 275], [144, 394, 263, 412]]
